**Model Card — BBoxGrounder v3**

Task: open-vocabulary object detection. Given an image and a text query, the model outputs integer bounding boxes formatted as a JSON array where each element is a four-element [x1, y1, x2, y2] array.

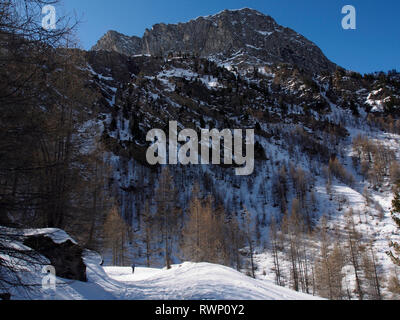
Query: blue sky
[[60, 0, 399, 74]]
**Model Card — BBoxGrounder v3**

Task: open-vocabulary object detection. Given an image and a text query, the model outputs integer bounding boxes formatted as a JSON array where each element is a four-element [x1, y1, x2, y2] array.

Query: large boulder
[[23, 235, 87, 282]]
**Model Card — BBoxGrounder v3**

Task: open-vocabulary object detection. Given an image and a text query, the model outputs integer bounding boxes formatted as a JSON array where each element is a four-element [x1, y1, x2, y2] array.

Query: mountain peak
[[92, 9, 336, 74], [216, 7, 266, 15], [205, 7, 266, 17], [194, 7, 278, 26]]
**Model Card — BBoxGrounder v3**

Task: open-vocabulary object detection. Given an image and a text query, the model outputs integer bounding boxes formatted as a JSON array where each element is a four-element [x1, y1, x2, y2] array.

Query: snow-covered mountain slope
[[81, 44, 400, 298]]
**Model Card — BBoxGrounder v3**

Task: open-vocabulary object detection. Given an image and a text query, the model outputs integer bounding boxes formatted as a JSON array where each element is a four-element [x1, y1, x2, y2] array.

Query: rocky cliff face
[[91, 8, 336, 74], [92, 30, 142, 58]]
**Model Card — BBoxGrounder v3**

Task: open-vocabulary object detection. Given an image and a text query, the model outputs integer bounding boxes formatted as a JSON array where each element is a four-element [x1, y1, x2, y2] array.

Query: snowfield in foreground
[[101, 262, 320, 300], [1, 229, 320, 300], [8, 249, 320, 300]]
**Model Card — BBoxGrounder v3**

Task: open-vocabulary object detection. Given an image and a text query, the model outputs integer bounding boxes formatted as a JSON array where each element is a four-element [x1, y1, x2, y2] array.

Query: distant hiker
[[131, 263, 136, 274]]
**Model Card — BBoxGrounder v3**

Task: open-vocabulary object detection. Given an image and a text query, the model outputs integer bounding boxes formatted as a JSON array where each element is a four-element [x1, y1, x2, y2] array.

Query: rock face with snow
[[92, 30, 143, 58], [92, 8, 336, 74], [23, 231, 87, 282], [0, 227, 89, 299]]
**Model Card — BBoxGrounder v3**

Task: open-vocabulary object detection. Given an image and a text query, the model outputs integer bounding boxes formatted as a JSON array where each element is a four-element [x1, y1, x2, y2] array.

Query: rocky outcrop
[[23, 235, 87, 282], [91, 8, 336, 74], [92, 30, 142, 57]]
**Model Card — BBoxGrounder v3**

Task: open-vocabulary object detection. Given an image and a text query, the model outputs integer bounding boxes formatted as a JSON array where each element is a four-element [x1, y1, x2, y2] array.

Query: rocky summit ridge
[[91, 8, 336, 74]]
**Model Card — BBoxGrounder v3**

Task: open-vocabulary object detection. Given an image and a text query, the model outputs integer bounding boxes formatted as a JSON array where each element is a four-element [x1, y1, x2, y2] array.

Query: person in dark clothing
[[131, 263, 136, 274]]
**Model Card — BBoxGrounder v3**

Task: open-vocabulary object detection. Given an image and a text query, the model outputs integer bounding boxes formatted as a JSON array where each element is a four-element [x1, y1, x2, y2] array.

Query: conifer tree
[[362, 241, 382, 300], [387, 183, 400, 266], [269, 216, 282, 286], [181, 183, 203, 262], [103, 205, 131, 266], [142, 200, 158, 267], [244, 207, 256, 279], [227, 214, 245, 271], [155, 167, 179, 269], [345, 209, 364, 300]]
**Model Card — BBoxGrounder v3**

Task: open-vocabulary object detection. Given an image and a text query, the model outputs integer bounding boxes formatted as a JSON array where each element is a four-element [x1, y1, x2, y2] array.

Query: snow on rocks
[[0, 226, 77, 245]]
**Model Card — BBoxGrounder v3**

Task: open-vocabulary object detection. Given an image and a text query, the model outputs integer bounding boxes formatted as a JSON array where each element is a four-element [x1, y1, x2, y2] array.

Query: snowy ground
[[100, 262, 320, 300], [6, 249, 320, 300]]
